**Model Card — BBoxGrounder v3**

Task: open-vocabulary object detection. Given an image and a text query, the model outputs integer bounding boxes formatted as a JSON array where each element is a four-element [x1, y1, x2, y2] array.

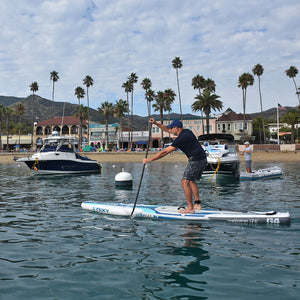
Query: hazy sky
[[1, 0, 300, 116]]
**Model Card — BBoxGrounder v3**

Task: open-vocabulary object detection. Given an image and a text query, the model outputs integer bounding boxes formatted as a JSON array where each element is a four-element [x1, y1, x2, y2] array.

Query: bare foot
[[179, 208, 195, 214], [193, 204, 202, 210]]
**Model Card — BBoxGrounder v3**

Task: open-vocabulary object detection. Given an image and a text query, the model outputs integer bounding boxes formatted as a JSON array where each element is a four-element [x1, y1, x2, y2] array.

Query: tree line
[[1, 61, 299, 150], [238, 65, 300, 143]]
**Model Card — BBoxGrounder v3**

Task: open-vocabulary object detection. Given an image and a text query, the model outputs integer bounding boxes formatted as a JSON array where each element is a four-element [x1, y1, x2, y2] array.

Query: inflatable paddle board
[[81, 202, 290, 224]]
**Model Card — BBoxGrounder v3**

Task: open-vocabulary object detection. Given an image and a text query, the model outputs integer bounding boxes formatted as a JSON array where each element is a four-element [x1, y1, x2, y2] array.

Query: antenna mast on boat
[[61, 102, 66, 134]]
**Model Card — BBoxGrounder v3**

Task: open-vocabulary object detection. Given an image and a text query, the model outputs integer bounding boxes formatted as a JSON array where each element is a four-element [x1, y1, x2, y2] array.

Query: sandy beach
[[1, 151, 300, 165]]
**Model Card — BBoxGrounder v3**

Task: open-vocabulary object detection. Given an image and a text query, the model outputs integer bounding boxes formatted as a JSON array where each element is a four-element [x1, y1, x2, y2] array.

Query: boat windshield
[[202, 141, 237, 154], [40, 137, 76, 152]]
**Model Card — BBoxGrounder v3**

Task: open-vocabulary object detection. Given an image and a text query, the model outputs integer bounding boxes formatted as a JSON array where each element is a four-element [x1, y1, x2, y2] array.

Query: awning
[[135, 141, 148, 145]]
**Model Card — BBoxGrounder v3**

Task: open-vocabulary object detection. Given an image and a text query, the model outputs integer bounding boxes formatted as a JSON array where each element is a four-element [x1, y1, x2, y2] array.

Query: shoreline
[[1, 151, 300, 164]]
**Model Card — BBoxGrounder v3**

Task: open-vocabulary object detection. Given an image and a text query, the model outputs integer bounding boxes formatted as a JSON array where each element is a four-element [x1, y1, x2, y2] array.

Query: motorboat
[[240, 166, 283, 181], [16, 132, 101, 174], [198, 134, 240, 178]]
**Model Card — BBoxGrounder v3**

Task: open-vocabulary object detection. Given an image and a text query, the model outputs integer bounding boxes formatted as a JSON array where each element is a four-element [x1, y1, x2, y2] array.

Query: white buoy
[[115, 168, 133, 187]]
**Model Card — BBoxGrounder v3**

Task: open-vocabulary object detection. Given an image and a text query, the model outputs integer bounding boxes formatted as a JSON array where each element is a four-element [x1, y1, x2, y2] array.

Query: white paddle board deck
[[81, 202, 290, 224]]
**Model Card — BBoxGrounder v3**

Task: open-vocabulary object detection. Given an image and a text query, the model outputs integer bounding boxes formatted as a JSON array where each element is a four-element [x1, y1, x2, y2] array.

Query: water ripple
[[0, 162, 299, 299]]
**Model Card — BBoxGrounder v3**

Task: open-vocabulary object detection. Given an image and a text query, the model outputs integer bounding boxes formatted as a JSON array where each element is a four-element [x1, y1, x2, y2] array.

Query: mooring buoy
[[115, 168, 133, 187]]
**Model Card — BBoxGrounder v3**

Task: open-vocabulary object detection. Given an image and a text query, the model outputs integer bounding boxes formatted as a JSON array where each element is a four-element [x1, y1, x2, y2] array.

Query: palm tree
[[73, 104, 88, 148], [29, 81, 39, 150], [122, 80, 133, 146], [4, 107, 14, 151], [83, 75, 94, 144], [74, 86, 85, 106], [50, 71, 59, 130], [164, 88, 176, 108], [153, 89, 175, 146], [252, 64, 266, 143], [0, 105, 4, 150], [191, 74, 206, 95], [252, 116, 266, 142], [204, 78, 216, 132], [297, 87, 300, 100], [164, 89, 176, 140], [98, 101, 114, 150], [128, 73, 138, 148], [281, 108, 300, 144], [172, 56, 183, 121], [141, 77, 152, 91], [238, 73, 254, 140], [191, 90, 223, 134], [153, 91, 167, 147], [145, 89, 155, 117], [285, 66, 300, 105], [15, 103, 26, 146], [192, 74, 206, 133], [204, 78, 216, 93], [141, 78, 154, 117], [114, 99, 129, 148]]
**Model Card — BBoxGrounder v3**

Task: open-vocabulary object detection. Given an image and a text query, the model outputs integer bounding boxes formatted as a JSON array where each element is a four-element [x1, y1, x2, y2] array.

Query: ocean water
[[0, 160, 299, 300]]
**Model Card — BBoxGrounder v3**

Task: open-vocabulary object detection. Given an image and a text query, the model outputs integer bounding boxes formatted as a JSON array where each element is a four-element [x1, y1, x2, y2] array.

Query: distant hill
[[0, 95, 148, 129], [0, 96, 26, 106], [1, 94, 115, 121], [249, 106, 295, 121], [0, 95, 202, 130], [1, 95, 296, 129]]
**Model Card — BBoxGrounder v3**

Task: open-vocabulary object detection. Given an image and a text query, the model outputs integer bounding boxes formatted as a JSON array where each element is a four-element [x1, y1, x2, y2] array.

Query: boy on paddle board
[[143, 119, 207, 214]]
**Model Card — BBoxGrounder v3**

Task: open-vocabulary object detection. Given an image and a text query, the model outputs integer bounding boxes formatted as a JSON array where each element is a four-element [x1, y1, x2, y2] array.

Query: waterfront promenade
[[1, 150, 300, 164]]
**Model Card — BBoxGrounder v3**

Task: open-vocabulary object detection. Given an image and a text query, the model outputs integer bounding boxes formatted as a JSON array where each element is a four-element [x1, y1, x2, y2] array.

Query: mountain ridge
[[0, 95, 294, 130]]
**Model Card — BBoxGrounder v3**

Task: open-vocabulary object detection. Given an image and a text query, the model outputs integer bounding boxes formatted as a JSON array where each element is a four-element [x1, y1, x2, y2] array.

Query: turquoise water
[[0, 161, 299, 299]]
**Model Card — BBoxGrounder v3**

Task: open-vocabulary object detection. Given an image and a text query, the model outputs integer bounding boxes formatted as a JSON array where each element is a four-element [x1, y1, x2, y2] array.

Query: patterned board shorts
[[182, 159, 207, 181]]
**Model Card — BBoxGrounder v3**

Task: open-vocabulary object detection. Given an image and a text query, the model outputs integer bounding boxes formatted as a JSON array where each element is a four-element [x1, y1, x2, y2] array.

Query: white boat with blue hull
[[16, 133, 101, 174], [81, 202, 290, 224], [240, 166, 283, 181]]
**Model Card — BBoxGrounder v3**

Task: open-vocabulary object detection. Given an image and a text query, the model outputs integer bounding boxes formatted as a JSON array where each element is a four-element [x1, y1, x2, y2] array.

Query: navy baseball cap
[[167, 120, 183, 128]]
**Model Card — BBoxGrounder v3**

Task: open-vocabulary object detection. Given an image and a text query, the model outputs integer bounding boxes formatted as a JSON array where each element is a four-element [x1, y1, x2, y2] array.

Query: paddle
[[130, 123, 152, 219]]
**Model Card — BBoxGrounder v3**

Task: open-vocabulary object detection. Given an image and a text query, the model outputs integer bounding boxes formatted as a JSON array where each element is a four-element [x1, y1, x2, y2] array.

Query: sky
[[1, 0, 300, 117]]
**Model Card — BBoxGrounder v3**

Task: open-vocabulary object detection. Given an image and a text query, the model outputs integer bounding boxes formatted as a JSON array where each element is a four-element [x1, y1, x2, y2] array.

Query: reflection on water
[[161, 225, 210, 299]]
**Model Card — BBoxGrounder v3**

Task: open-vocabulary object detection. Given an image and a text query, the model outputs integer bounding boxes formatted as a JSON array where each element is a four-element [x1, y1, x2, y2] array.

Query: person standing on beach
[[243, 141, 252, 173], [143, 118, 207, 214]]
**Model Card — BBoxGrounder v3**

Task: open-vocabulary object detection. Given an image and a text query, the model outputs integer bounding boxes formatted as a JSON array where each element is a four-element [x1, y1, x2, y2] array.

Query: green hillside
[[1, 95, 294, 130], [0, 95, 147, 130]]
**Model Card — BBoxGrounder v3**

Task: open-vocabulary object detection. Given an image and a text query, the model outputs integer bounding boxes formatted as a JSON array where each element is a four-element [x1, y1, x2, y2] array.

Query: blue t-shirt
[[171, 129, 206, 160]]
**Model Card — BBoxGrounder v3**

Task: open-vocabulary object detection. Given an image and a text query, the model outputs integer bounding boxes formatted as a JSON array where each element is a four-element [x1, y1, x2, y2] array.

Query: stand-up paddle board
[[81, 202, 290, 224]]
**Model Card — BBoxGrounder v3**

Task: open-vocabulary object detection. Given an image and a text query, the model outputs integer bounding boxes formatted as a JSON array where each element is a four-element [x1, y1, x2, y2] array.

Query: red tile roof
[[37, 116, 87, 126]]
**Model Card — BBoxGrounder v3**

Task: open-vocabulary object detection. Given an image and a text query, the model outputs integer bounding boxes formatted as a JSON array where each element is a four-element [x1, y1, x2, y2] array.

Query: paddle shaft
[[130, 123, 152, 218]]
